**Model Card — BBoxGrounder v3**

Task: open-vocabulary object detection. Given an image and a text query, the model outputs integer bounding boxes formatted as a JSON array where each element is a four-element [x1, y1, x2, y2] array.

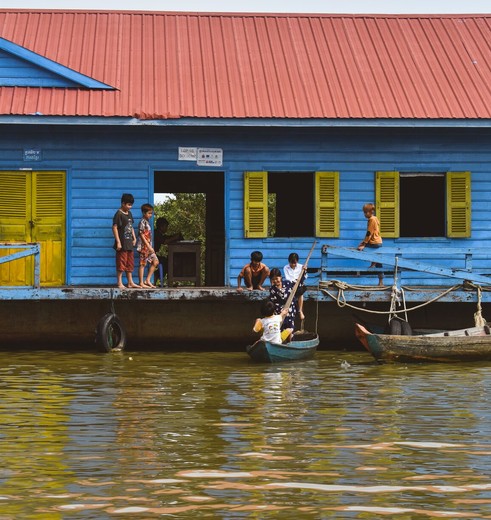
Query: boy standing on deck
[[112, 193, 141, 289], [237, 251, 270, 291], [357, 203, 384, 286]]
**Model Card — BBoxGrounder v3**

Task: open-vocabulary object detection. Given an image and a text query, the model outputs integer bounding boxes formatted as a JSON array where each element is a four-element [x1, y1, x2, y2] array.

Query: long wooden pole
[[281, 241, 317, 320]]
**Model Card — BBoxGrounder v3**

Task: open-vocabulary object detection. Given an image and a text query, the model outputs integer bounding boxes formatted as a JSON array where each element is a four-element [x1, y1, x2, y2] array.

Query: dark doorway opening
[[400, 173, 445, 237], [154, 171, 225, 286]]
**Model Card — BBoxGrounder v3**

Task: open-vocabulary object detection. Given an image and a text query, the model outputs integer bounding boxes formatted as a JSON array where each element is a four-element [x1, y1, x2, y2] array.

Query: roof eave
[[2, 115, 491, 128]]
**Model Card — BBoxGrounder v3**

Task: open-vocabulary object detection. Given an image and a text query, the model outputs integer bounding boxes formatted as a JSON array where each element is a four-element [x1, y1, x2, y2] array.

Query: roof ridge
[[1, 9, 491, 18]]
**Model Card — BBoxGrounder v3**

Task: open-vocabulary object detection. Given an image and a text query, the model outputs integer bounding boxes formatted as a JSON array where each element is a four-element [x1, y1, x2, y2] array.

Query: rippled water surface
[[1, 348, 491, 518]]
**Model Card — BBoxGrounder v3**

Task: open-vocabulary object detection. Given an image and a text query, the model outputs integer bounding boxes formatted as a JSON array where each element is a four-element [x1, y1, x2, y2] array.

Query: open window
[[376, 171, 471, 238], [244, 171, 339, 238]]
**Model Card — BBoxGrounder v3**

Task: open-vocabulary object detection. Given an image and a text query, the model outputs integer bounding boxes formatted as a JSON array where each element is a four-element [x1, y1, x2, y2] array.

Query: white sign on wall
[[197, 148, 223, 167], [178, 147, 197, 161], [23, 148, 42, 161]]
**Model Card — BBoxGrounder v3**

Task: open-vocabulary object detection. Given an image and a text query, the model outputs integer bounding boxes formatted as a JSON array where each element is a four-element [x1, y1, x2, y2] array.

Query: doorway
[[0, 170, 66, 286], [154, 171, 225, 286]]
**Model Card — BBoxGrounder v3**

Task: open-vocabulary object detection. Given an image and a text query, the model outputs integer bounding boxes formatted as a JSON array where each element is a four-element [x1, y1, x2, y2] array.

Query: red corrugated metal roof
[[1, 10, 491, 120]]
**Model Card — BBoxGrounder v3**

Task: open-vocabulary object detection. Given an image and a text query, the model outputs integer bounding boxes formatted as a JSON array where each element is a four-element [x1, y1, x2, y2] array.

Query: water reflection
[[0, 350, 491, 517]]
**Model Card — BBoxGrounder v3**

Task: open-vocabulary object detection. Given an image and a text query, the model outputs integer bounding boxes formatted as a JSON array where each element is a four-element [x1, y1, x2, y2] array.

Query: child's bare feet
[[117, 284, 126, 289], [257, 286, 266, 291], [128, 283, 142, 288], [143, 281, 156, 288]]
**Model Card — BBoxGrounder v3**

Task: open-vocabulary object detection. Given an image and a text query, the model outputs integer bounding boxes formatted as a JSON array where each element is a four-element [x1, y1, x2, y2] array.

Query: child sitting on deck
[[237, 250, 270, 291], [253, 300, 292, 344]]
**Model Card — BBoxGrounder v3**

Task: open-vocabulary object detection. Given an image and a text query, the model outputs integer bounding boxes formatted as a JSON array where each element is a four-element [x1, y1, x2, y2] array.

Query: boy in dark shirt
[[112, 193, 140, 289]]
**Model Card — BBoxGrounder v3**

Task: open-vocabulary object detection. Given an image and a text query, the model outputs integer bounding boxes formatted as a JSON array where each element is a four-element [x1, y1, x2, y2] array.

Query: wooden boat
[[355, 322, 491, 363], [246, 332, 319, 363]]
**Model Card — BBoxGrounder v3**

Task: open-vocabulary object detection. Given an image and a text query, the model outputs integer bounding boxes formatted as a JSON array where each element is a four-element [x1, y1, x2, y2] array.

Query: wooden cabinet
[[167, 241, 201, 286]]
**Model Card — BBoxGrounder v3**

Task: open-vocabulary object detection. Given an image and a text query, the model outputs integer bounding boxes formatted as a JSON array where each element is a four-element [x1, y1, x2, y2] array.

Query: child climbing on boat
[[253, 300, 292, 344], [357, 202, 384, 286], [269, 267, 304, 327], [283, 252, 307, 320]]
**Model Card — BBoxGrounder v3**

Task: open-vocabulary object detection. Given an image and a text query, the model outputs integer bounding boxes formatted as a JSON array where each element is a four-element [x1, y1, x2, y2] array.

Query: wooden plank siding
[[1, 124, 491, 287]]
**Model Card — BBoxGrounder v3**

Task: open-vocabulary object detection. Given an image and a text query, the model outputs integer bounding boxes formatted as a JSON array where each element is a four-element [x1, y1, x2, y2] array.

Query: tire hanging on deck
[[95, 313, 126, 352], [389, 318, 412, 336], [400, 320, 412, 336], [389, 318, 402, 335]]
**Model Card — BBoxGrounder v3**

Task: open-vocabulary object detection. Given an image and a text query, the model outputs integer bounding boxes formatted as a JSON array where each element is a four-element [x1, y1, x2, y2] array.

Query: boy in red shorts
[[112, 193, 141, 289]]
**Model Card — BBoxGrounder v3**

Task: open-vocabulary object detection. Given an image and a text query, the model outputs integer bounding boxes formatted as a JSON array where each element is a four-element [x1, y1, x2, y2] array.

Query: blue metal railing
[[0, 243, 41, 288], [321, 245, 491, 287]]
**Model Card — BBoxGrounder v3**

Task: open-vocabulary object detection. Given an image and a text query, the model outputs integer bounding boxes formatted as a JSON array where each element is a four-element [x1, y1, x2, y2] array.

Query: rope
[[110, 288, 116, 315], [320, 283, 461, 316], [387, 259, 408, 324], [319, 280, 389, 292], [315, 285, 320, 334], [474, 285, 487, 327], [388, 284, 400, 323], [401, 288, 408, 322]]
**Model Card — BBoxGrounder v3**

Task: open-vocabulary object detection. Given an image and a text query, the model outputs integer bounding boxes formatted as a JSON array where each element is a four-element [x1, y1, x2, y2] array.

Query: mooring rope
[[474, 285, 487, 327], [319, 282, 461, 316], [110, 288, 116, 315]]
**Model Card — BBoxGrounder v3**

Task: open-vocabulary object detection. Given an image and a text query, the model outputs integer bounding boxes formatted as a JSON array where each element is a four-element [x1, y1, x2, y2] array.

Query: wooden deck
[[0, 283, 489, 303]]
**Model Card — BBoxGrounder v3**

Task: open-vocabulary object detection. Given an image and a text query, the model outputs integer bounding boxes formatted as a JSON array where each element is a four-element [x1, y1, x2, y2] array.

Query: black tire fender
[[389, 318, 412, 336], [389, 318, 401, 335], [400, 320, 412, 336], [95, 313, 126, 352]]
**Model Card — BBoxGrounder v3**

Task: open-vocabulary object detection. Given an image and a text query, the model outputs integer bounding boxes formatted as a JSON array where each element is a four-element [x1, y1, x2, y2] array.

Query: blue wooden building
[[1, 10, 491, 345]]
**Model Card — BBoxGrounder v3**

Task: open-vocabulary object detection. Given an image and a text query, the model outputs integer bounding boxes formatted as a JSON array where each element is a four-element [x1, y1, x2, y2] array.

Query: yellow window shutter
[[0, 171, 29, 222], [447, 171, 471, 237], [34, 172, 65, 219], [244, 171, 267, 238], [376, 171, 399, 238], [315, 171, 339, 237]]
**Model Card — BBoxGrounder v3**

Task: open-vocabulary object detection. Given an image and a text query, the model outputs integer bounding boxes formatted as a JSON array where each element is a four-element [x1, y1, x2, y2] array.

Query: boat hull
[[246, 332, 319, 363], [355, 323, 491, 363]]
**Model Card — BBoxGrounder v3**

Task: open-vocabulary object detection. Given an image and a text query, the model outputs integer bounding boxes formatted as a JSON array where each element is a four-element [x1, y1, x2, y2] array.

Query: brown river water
[[1, 348, 491, 519]]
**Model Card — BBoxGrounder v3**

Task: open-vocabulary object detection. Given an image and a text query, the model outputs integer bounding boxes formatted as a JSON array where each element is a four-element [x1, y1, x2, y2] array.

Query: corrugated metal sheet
[[0, 10, 491, 120]]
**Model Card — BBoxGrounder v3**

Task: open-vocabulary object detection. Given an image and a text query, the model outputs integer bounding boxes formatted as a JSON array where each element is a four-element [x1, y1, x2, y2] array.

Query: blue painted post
[[33, 243, 40, 288]]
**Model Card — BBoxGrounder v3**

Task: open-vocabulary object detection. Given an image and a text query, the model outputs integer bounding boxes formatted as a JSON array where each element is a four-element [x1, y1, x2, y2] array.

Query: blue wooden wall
[[0, 124, 490, 287]]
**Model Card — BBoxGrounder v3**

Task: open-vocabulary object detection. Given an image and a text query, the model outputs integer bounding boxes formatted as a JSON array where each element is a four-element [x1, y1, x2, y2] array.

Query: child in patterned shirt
[[137, 203, 159, 288]]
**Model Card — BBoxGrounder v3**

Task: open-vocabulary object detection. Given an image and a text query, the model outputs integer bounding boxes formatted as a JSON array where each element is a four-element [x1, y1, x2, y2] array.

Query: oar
[[281, 241, 317, 324]]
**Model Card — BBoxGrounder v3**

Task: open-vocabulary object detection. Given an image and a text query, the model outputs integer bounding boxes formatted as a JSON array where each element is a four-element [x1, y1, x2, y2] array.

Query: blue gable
[[0, 37, 114, 89], [0, 48, 80, 87]]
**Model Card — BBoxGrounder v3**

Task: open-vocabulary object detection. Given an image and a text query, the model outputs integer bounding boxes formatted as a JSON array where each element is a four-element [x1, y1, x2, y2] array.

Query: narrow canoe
[[246, 332, 319, 363], [355, 322, 491, 363]]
